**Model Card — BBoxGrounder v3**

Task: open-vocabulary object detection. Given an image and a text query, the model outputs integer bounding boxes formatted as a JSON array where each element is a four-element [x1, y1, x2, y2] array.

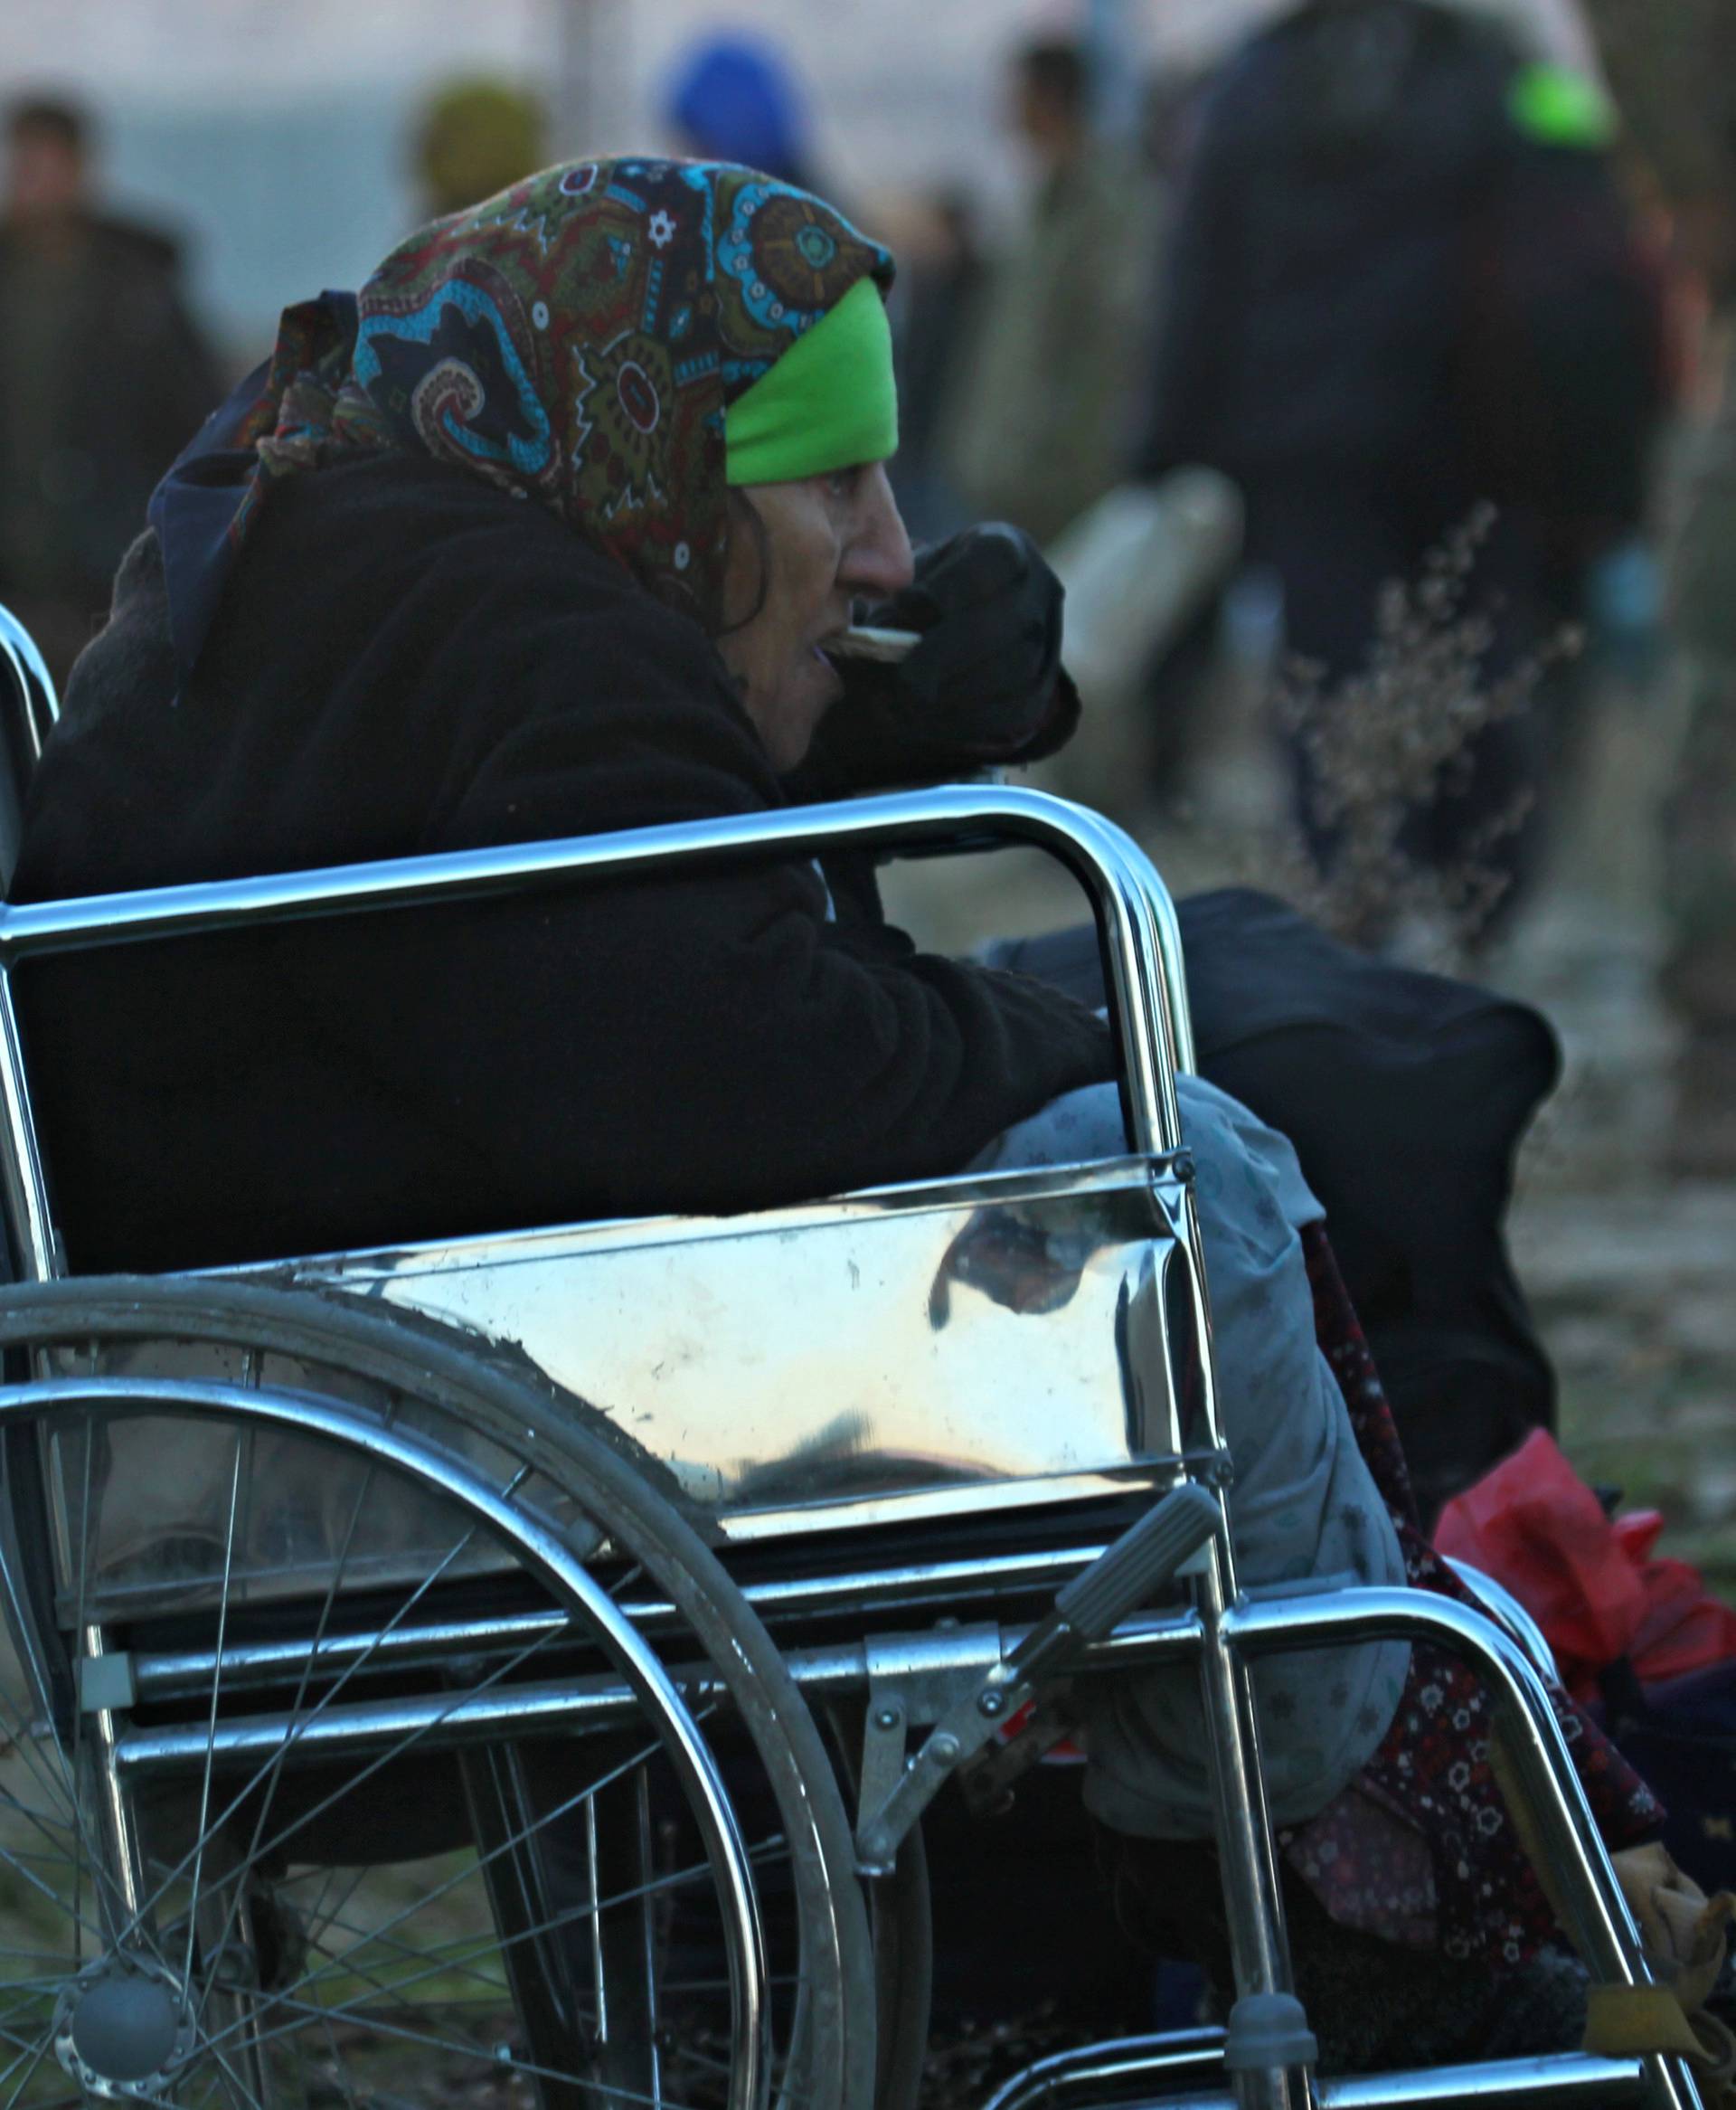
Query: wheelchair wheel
[[0, 1276, 874, 2110]]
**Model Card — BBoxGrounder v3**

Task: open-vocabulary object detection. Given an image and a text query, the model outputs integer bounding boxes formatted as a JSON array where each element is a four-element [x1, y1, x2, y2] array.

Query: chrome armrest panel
[[250, 1151, 1208, 1541], [28, 1158, 1205, 1618]]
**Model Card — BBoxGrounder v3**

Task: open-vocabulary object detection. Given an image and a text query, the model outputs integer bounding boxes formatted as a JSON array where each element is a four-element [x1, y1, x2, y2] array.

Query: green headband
[[1508, 64, 1616, 149], [725, 276, 898, 486]]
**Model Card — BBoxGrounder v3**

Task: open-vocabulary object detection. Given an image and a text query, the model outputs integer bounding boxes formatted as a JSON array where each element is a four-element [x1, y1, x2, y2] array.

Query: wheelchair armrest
[[0, 783, 1196, 1282]]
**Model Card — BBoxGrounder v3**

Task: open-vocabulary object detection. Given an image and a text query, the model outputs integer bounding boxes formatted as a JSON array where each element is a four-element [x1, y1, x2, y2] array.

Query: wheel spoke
[[0, 1986, 56, 2020], [310, 1997, 365, 2110], [0, 1825, 107, 1951], [0, 1442, 118, 1954], [202, 2036, 269, 2110], [0, 1683, 76, 1833], [189, 1412, 396, 2032], [198, 1718, 689, 2056], [297, 1909, 505, 2011], [237, 1821, 790, 2071], [0, 1465, 78, 1829], [202, 1584, 561, 1902], [303, 1902, 514, 2003], [182, 1430, 245, 1991], [0, 1414, 145, 1952], [0, 2022, 55, 2110], [0, 2018, 53, 2061], [0, 1736, 108, 1971], [0, 1793, 72, 1843], [123, 1466, 528, 1946], [291, 1859, 374, 1973], [284, 1859, 369, 1987]]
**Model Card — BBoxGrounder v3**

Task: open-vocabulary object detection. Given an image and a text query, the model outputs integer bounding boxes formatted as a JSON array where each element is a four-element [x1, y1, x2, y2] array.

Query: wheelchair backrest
[[0, 607, 58, 900]]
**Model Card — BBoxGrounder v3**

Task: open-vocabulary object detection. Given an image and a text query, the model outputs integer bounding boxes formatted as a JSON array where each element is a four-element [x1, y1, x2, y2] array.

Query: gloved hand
[[844, 521, 1080, 766], [1581, 1842, 1736, 2101]]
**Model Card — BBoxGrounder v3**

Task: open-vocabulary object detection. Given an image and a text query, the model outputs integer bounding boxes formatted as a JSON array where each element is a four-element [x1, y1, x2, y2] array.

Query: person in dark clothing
[[945, 39, 1161, 548], [1136, 0, 1666, 917], [0, 97, 221, 686], [13, 158, 1107, 1275]]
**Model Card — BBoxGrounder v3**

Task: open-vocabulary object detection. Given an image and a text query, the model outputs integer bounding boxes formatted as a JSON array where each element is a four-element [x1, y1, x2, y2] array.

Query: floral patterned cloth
[[150, 156, 892, 686], [1282, 1225, 1664, 1962]]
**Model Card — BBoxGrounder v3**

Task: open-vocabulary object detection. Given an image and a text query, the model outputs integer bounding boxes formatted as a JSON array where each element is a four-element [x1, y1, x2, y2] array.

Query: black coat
[[11, 453, 1112, 1273]]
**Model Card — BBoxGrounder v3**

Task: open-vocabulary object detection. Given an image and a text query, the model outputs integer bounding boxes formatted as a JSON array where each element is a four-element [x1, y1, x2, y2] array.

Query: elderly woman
[[9, 159, 1658, 2067], [17, 160, 1102, 1269]]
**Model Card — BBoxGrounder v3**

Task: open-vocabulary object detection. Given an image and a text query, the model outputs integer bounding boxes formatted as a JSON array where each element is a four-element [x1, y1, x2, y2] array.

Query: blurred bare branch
[[1251, 506, 1577, 967]]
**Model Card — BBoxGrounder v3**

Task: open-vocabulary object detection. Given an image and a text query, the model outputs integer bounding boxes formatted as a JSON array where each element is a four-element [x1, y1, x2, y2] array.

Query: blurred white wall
[[2, 0, 1229, 363]]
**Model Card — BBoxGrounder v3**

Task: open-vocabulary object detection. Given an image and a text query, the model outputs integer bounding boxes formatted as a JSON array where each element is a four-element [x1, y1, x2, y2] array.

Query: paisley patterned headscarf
[[151, 157, 895, 683]]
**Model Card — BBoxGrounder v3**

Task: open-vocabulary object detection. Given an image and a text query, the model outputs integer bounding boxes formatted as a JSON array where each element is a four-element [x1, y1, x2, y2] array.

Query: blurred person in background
[[663, 32, 817, 191], [1657, 32, 1736, 1179], [0, 96, 220, 685], [413, 78, 547, 221], [881, 188, 984, 544], [1459, 0, 1606, 79], [944, 37, 1162, 549], [1135, 0, 1667, 930], [1660, 337, 1736, 1177]]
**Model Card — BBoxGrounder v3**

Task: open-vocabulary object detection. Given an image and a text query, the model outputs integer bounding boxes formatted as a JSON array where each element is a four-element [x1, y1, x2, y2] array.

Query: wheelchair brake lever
[[854, 1482, 1219, 1871]]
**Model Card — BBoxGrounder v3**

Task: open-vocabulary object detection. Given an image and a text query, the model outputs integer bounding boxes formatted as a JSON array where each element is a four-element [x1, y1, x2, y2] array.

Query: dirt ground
[[1495, 679, 1736, 1593]]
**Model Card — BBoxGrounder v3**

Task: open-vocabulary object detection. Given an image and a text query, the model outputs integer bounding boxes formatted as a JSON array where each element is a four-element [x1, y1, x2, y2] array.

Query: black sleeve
[[788, 677, 1077, 802], [784, 682, 948, 800], [344, 557, 1115, 1224]]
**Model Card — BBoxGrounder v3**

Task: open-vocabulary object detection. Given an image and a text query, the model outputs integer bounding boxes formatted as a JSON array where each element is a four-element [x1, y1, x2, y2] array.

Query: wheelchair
[[0, 601, 1703, 2110]]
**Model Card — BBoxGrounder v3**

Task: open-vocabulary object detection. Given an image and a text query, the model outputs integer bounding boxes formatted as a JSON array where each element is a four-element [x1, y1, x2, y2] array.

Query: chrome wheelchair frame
[[0, 603, 1702, 2110]]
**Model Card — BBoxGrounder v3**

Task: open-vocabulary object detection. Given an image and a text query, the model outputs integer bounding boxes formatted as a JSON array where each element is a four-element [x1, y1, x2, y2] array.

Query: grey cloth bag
[[970, 1074, 1410, 1836]]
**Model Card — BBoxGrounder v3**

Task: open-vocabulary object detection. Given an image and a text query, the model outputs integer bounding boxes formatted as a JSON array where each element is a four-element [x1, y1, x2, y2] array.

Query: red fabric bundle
[[1435, 1430, 1736, 1698]]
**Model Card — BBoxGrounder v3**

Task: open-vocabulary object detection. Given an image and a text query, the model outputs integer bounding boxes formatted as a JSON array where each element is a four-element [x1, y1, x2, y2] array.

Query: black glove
[[839, 523, 1071, 771]]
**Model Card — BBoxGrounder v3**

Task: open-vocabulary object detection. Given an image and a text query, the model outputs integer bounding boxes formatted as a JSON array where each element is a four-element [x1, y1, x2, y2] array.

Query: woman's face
[[718, 462, 913, 772]]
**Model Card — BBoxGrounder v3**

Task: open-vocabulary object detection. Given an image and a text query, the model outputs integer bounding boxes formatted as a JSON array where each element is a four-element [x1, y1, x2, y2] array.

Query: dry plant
[[1252, 505, 1579, 967]]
